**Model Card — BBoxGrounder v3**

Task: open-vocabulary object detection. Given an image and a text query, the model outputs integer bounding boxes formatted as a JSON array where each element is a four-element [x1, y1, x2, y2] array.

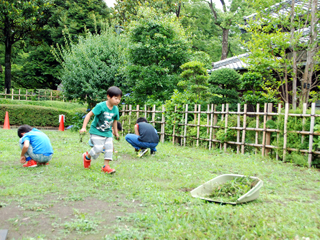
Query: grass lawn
[[0, 129, 319, 239]]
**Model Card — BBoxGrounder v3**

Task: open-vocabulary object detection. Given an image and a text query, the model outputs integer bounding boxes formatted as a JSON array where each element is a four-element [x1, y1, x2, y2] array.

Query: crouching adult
[[18, 125, 54, 167], [125, 117, 159, 157]]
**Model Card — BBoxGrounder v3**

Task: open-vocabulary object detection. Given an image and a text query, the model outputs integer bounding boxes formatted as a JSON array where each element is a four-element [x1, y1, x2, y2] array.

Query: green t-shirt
[[89, 101, 120, 138]]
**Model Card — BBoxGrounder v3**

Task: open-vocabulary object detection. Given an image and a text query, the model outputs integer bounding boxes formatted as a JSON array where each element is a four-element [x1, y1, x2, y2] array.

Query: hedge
[[0, 104, 81, 127]]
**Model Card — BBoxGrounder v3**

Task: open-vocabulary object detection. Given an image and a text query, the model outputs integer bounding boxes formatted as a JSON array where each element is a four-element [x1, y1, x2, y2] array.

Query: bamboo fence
[[120, 102, 320, 167], [1, 88, 65, 101]]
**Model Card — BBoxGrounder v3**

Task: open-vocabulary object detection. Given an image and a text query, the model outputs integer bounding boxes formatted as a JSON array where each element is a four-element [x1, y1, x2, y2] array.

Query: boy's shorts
[[88, 134, 113, 160]]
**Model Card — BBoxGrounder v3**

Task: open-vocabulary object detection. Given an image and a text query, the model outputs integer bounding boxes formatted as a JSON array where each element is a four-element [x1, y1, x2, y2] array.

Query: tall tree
[[203, 0, 253, 60], [0, 0, 52, 93]]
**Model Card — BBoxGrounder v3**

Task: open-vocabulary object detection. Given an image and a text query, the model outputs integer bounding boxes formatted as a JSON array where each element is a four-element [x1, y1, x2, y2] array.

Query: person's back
[[137, 122, 159, 143]]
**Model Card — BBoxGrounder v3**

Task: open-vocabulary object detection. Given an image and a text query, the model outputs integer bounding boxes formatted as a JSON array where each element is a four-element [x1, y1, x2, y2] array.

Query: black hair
[[107, 86, 122, 98], [17, 125, 33, 138], [136, 117, 148, 124], [117, 121, 122, 131]]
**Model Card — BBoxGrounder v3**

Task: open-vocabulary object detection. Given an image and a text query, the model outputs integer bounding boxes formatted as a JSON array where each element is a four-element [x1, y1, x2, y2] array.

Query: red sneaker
[[23, 160, 37, 168], [83, 152, 91, 168], [101, 165, 116, 174]]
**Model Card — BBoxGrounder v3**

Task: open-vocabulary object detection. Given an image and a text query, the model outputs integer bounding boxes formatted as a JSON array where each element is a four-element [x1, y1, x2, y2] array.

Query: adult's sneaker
[[101, 165, 116, 174], [83, 152, 91, 168], [137, 148, 149, 158], [23, 160, 37, 168], [150, 151, 156, 156]]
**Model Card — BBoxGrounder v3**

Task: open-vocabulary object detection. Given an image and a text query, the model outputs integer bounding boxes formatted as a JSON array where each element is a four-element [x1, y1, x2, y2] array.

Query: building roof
[[209, 53, 249, 72]]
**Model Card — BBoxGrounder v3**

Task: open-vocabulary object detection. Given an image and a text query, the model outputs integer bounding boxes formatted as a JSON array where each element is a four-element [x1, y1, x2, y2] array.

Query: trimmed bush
[[0, 104, 84, 127]]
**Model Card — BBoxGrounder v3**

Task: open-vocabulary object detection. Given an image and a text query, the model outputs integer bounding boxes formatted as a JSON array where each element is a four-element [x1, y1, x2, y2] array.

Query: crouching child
[[18, 125, 54, 167], [125, 117, 159, 157]]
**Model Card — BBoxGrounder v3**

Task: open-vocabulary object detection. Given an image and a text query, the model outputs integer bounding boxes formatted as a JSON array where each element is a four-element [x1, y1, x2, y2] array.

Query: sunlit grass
[[0, 129, 319, 239]]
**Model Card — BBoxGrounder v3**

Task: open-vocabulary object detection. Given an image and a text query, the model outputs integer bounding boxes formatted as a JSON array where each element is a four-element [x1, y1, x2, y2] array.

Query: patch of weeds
[[62, 209, 98, 233], [105, 227, 144, 240], [25, 203, 53, 212]]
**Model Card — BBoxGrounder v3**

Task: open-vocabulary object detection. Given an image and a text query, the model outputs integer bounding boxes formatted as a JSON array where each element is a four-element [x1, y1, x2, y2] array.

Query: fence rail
[[120, 103, 320, 167], [0, 88, 65, 101]]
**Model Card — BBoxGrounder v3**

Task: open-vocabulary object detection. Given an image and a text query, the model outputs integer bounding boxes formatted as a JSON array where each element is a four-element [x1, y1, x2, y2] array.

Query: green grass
[[0, 129, 320, 239]]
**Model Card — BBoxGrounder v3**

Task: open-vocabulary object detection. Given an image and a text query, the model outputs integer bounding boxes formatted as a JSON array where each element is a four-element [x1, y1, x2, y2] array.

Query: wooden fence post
[[265, 103, 273, 155], [220, 104, 225, 150], [213, 105, 217, 149], [224, 104, 229, 152], [136, 105, 139, 119], [207, 105, 210, 135], [283, 103, 289, 161], [241, 104, 247, 154], [301, 103, 307, 145], [184, 104, 188, 147], [128, 105, 132, 134], [255, 104, 260, 155], [237, 103, 241, 154], [161, 105, 165, 143], [276, 103, 282, 160], [26, 89, 28, 100], [11, 88, 14, 100], [172, 105, 176, 145], [209, 104, 214, 150], [196, 104, 201, 147], [144, 105, 147, 118], [152, 105, 156, 127], [262, 103, 267, 156], [308, 102, 316, 167], [18, 89, 20, 100]]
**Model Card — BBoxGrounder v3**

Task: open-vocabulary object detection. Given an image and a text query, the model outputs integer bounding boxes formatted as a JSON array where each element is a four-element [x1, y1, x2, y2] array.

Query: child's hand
[[79, 128, 86, 134], [20, 156, 26, 164], [115, 134, 120, 141]]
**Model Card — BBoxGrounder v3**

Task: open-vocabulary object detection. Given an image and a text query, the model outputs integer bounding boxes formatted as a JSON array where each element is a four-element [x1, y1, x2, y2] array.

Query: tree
[[203, 0, 254, 60], [244, 0, 320, 107], [209, 68, 240, 105], [125, 7, 192, 105], [178, 61, 212, 103], [113, 0, 183, 25], [0, 0, 52, 93], [52, 28, 129, 108]]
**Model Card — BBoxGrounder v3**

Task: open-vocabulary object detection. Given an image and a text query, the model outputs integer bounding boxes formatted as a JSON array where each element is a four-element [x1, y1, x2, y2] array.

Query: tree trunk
[[4, 17, 12, 94], [290, 0, 297, 109], [221, 28, 229, 60]]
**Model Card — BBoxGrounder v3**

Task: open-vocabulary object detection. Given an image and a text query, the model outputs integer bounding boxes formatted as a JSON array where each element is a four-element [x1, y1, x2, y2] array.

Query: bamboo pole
[[224, 104, 229, 152], [144, 105, 147, 118], [194, 104, 197, 125], [220, 104, 225, 150], [283, 103, 289, 161], [255, 104, 260, 155], [172, 105, 177, 145], [241, 104, 247, 154], [11, 88, 14, 100], [236, 103, 241, 154], [26, 89, 28, 100], [18, 89, 20, 100], [152, 105, 156, 126], [136, 105, 140, 119], [265, 103, 273, 155], [213, 105, 217, 149], [161, 105, 165, 143], [301, 103, 307, 145], [262, 103, 267, 156], [184, 104, 188, 147], [207, 105, 210, 135], [209, 104, 214, 150], [276, 103, 282, 160], [196, 104, 201, 147], [129, 105, 132, 134], [181, 105, 185, 146], [308, 102, 316, 167]]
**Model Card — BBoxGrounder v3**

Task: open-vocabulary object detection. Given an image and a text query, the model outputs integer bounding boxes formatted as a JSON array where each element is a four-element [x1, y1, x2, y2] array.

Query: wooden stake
[[241, 104, 247, 154], [308, 102, 316, 167], [224, 104, 229, 152], [265, 103, 273, 155], [255, 103, 260, 155], [301, 103, 307, 145], [152, 105, 156, 127], [262, 103, 267, 156], [283, 103, 289, 161], [276, 103, 281, 160], [196, 105, 201, 147], [209, 104, 214, 150], [184, 104, 188, 147], [161, 105, 165, 143], [172, 105, 177, 145], [237, 103, 241, 154]]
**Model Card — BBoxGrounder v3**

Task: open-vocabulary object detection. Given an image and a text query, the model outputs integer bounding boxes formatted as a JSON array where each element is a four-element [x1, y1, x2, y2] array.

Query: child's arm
[[134, 124, 140, 136], [112, 120, 120, 140], [80, 111, 94, 133], [20, 140, 30, 163]]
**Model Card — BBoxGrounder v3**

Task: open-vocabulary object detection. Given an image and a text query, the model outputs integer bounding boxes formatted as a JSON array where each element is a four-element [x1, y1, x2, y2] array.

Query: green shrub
[[0, 104, 85, 127]]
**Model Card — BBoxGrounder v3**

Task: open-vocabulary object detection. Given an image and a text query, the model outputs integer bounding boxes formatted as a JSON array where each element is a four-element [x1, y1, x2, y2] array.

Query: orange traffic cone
[[59, 115, 65, 131], [3, 111, 10, 129]]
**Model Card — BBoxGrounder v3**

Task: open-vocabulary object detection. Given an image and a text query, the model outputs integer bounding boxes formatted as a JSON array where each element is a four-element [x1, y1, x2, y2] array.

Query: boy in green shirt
[[80, 86, 122, 174]]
